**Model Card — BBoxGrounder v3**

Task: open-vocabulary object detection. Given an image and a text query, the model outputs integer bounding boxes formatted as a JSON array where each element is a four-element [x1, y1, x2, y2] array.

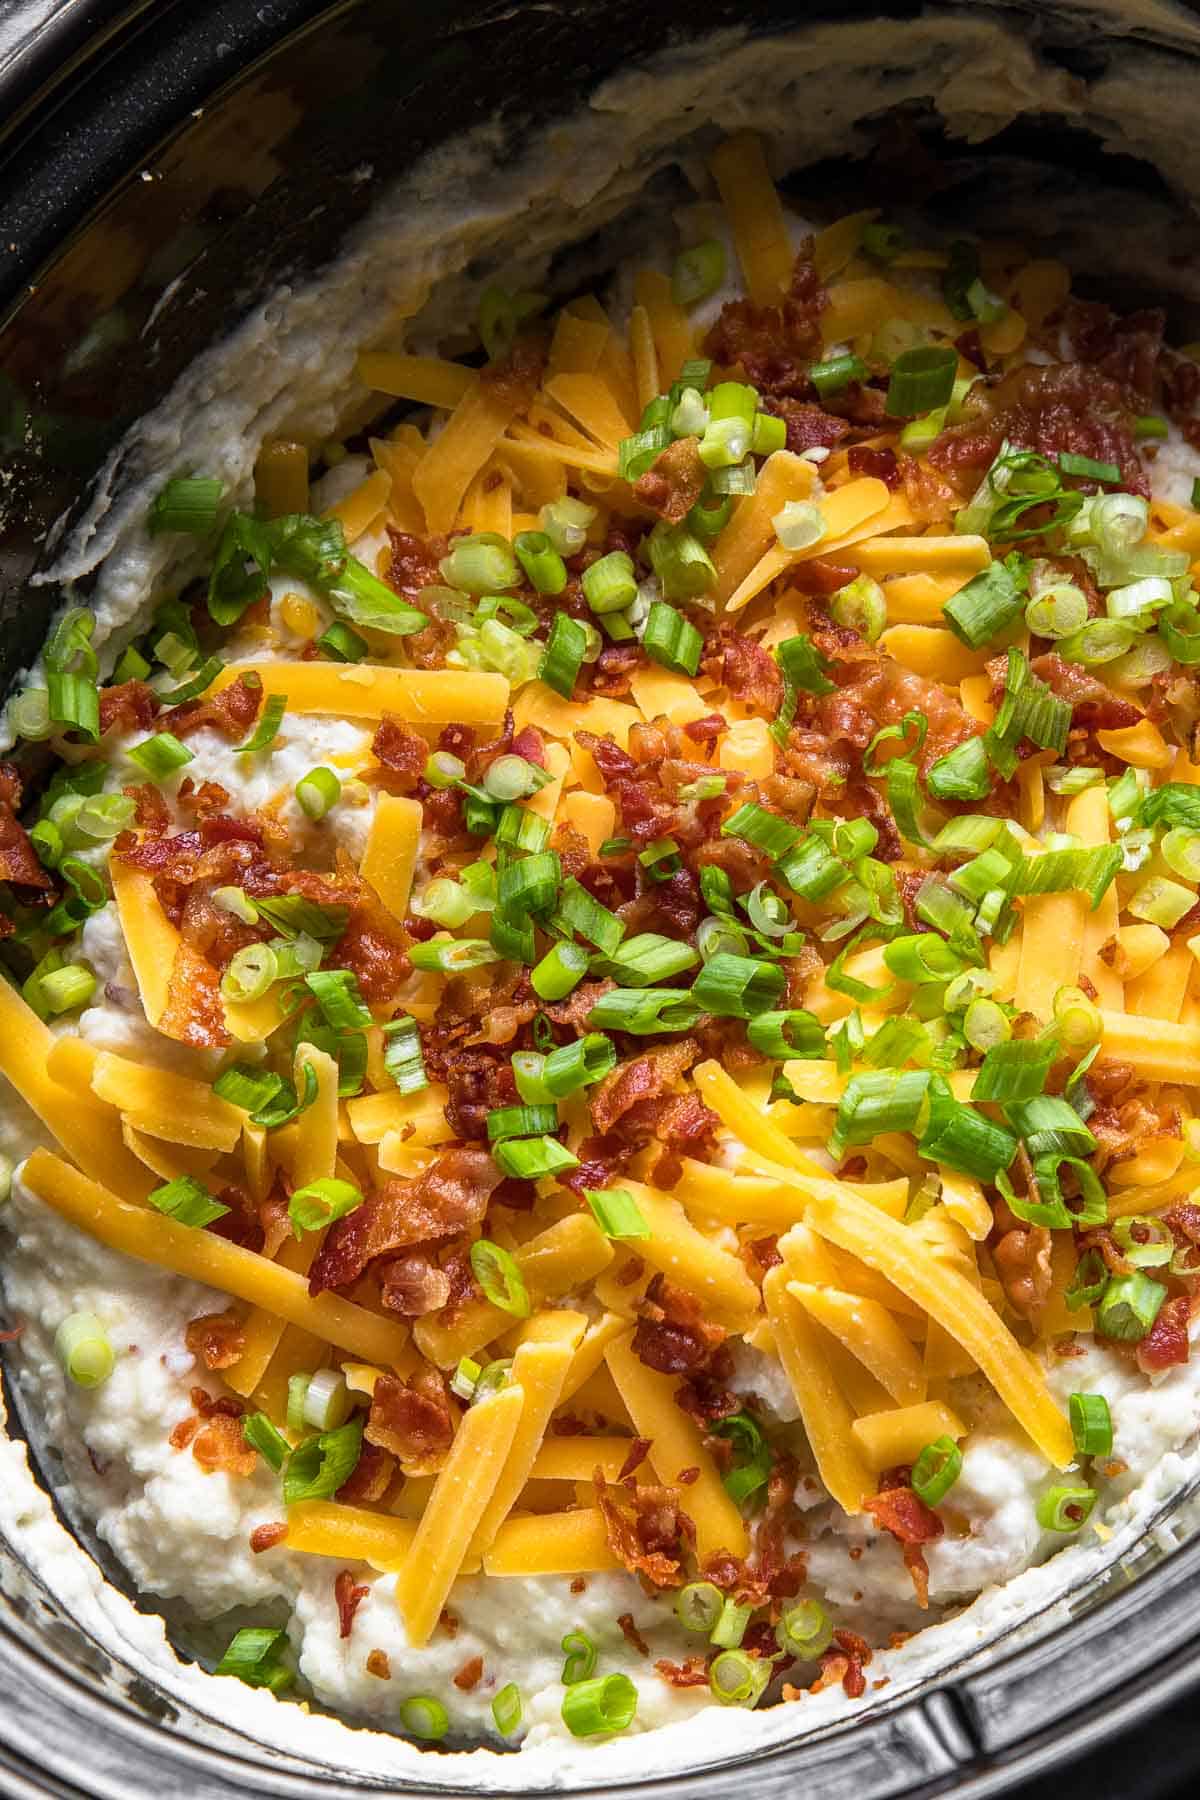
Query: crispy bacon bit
[[191, 1411, 258, 1477], [378, 1251, 452, 1317], [250, 1521, 288, 1553], [618, 1613, 650, 1657], [387, 528, 442, 601], [310, 1148, 502, 1294], [371, 718, 428, 792], [163, 673, 263, 741], [332, 891, 412, 1006], [1138, 1293, 1192, 1373], [365, 1370, 454, 1462], [591, 1039, 700, 1135], [156, 939, 231, 1049], [366, 1649, 391, 1679], [0, 786, 53, 890], [185, 1308, 246, 1370], [99, 681, 161, 736], [722, 634, 783, 717], [439, 1608, 460, 1639], [336, 1442, 396, 1506], [169, 1416, 199, 1450], [703, 242, 827, 394], [619, 1438, 652, 1482], [812, 1629, 872, 1699], [453, 1655, 484, 1691], [335, 1569, 370, 1639], [633, 436, 707, 523], [847, 445, 899, 487], [764, 398, 851, 455], [594, 1471, 692, 1588], [1029, 652, 1141, 731], [655, 1656, 711, 1688], [634, 1274, 727, 1375], [865, 1486, 944, 1610], [480, 334, 546, 408]]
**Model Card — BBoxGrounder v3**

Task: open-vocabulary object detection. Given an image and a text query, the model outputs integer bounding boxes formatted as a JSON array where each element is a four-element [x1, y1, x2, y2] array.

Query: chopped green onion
[[830, 574, 886, 644], [943, 557, 1027, 649], [1112, 1214, 1174, 1270], [539, 612, 587, 698], [585, 1188, 649, 1239], [492, 1683, 523, 1736], [409, 937, 500, 974], [691, 952, 785, 1019], [808, 353, 868, 398], [126, 731, 194, 778], [156, 654, 226, 705], [302, 1368, 352, 1432], [541, 1033, 616, 1096], [1053, 985, 1101, 1048], [751, 412, 787, 456], [242, 1411, 290, 1471], [413, 878, 475, 930], [1096, 1271, 1166, 1342], [582, 551, 637, 615], [54, 1312, 115, 1388], [540, 497, 596, 557], [382, 1015, 427, 1096], [1134, 414, 1169, 440], [149, 1175, 229, 1229], [927, 735, 991, 801], [918, 1077, 1016, 1183], [587, 986, 702, 1034], [1160, 600, 1200, 665], [555, 878, 625, 955], [483, 754, 547, 803], [36, 964, 97, 1016], [775, 1598, 833, 1660], [746, 1009, 826, 1059], [425, 750, 467, 789], [886, 345, 958, 417], [708, 1650, 770, 1709], [643, 601, 702, 676], [1069, 1392, 1113, 1458], [1129, 875, 1197, 928], [672, 239, 726, 306], [441, 533, 520, 594], [722, 801, 803, 861], [773, 500, 826, 552], [531, 940, 589, 1002], [492, 1134, 579, 1179], [829, 1070, 930, 1159], [289, 1176, 363, 1236], [295, 766, 341, 821], [513, 529, 568, 595], [676, 1580, 724, 1634], [282, 1416, 363, 1504], [1036, 1485, 1096, 1532], [215, 1627, 291, 1693], [1025, 582, 1089, 639], [561, 1672, 638, 1737], [470, 1239, 531, 1315], [963, 998, 1011, 1053], [561, 1629, 598, 1685], [495, 805, 551, 853], [911, 1435, 963, 1506], [234, 692, 287, 754], [711, 1598, 752, 1649], [399, 1697, 449, 1741], [648, 522, 717, 600], [305, 969, 372, 1031], [605, 933, 699, 986]]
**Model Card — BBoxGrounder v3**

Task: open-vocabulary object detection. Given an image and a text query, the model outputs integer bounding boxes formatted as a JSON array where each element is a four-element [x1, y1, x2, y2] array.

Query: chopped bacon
[[0, 765, 20, 810], [510, 725, 546, 767], [387, 528, 443, 601], [366, 1650, 391, 1679], [764, 399, 851, 455], [594, 1471, 692, 1588], [619, 1438, 652, 1482], [177, 778, 233, 819], [191, 1411, 258, 1477], [185, 1308, 246, 1370], [682, 713, 726, 750], [617, 1613, 650, 1657], [654, 1656, 710, 1688], [0, 804, 53, 890], [331, 891, 411, 1006], [250, 1521, 288, 1553], [813, 1630, 872, 1700], [378, 1251, 453, 1317], [99, 680, 160, 736], [1029, 652, 1141, 731], [865, 1485, 944, 1609], [453, 1655, 484, 1692], [169, 1416, 198, 1450], [703, 242, 827, 394], [163, 673, 263, 741], [480, 333, 546, 408], [156, 939, 230, 1049], [335, 1569, 370, 1639], [371, 718, 428, 792], [364, 1370, 454, 1462], [633, 1274, 727, 1375], [1061, 300, 1165, 408], [336, 1441, 396, 1506], [1138, 1294, 1192, 1373], [633, 436, 707, 523], [722, 634, 783, 717], [310, 1148, 502, 1294], [591, 1038, 700, 1134]]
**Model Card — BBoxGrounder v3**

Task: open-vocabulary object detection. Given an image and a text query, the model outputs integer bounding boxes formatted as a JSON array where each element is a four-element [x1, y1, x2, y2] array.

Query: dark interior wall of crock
[[3, 0, 1200, 697]]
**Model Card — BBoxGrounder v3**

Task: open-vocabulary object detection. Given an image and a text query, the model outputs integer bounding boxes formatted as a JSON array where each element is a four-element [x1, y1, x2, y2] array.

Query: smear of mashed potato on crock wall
[[5, 10, 1200, 1781]]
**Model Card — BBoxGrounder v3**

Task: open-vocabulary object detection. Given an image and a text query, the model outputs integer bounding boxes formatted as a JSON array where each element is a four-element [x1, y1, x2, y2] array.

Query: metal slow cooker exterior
[[3, 1, 1200, 1791]]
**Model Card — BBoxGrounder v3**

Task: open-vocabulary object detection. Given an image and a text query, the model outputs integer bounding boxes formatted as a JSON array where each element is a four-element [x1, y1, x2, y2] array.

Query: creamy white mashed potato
[[5, 9, 1200, 1785]]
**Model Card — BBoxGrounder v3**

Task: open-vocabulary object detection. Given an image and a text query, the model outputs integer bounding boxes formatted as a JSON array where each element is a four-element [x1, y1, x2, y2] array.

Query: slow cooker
[[3, 1, 1200, 1792]]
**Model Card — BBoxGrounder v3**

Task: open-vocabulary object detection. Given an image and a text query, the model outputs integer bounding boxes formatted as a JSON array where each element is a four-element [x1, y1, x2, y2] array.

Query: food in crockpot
[[5, 129, 1200, 1749]]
